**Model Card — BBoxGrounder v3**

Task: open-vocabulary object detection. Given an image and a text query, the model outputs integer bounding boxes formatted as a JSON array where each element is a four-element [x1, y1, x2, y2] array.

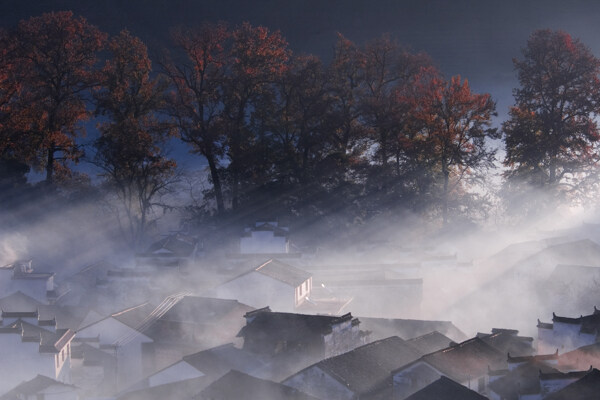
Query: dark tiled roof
[[237, 310, 355, 341], [404, 376, 488, 400], [544, 368, 600, 400], [508, 350, 558, 364], [141, 233, 198, 257], [0, 375, 76, 399], [157, 296, 253, 324], [37, 305, 88, 330], [313, 336, 421, 395], [552, 308, 600, 334], [358, 317, 468, 343], [402, 337, 506, 382], [406, 331, 453, 355], [539, 368, 592, 381], [537, 319, 553, 329], [198, 370, 318, 400], [477, 330, 534, 356], [488, 360, 559, 400], [182, 343, 269, 379], [254, 259, 310, 286]]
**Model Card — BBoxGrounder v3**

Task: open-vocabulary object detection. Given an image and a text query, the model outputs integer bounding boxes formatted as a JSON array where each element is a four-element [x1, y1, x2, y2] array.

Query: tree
[[503, 30, 600, 198], [247, 54, 331, 216], [359, 35, 433, 207], [14, 11, 105, 185], [223, 22, 290, 210], [0, 28, 34, 187], [410, 72, 498, 224], [163, 23, 229, 215], [93, 30, 176, 248]]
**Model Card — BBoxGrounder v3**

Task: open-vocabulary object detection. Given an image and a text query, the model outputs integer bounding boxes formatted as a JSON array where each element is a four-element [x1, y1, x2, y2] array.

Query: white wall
[[538, 322, 596, 354], [0, 333, 56, 394], [240, 231, 288, 254]]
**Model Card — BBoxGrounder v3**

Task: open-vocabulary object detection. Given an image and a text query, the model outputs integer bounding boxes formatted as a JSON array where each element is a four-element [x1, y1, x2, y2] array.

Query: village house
[[282, 336, 422, 400], [136, 233, 202, 269], [392, 337, 506, 399], [216, 259, 312, 312], [127, 308, 370, 394], [476, 328, 535, 356], [0, 374, 79, 400], [129, 342, 269, 391], [240, 221, 291, 254], [70, 341, 117, 398], [0, 260, 56, 304], [238, 308, 366, 362], [75, 302, 156, 391], [0, 318, 75, 395], [139, 296, 255, 369], [537, 307, 600, 354], [487, 352, 561, 400], [522, 368, 593, 399]]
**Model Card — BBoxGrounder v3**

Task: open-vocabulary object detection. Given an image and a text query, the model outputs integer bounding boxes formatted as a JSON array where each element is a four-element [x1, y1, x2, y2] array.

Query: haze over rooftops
[[140, 233, 198, 257]]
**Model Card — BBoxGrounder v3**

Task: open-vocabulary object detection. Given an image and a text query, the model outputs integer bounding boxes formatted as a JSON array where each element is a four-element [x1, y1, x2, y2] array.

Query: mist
[[1, 3, 600, 400]]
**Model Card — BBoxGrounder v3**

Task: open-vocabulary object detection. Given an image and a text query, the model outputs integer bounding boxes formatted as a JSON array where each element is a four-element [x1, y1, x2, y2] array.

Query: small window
[[56, 355, 59, 368]]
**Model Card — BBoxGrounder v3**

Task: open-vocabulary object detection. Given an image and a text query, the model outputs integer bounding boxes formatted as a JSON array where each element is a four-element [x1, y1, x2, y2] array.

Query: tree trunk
[[442, 161, 449, 227], [45, 145, 55, 185], [206, 153, 225, 214]]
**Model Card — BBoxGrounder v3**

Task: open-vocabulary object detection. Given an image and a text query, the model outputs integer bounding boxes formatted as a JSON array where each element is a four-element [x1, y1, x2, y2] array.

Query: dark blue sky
[[3, 0, 600, 175]]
